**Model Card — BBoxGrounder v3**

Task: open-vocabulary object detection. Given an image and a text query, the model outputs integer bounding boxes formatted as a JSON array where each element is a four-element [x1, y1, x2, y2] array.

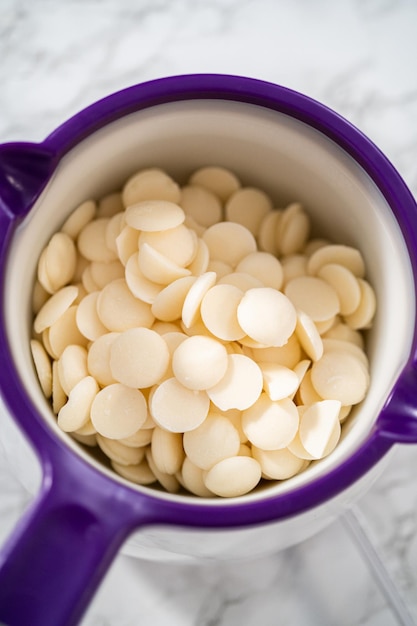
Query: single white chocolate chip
[[183, 412, 241, 470], [279, 208, 310, 256], [258, 209, 282, 255], [78, 218, 117, 263], [180, 185, 223, 228], [48, 306, 88, 357], [203, 456, 262, 498], [91, 383, 148, 439], [201, 284, 245, 341], [237, 287, 297, 347], [172, 335, 228, 390], [151, 276, 197, 322], [97, 279, 154, 331], [125, 200, 185, 232], [43, 232, 77, 292], [252, 446, 306, 480], [115, 225, 139, 266], [76, 291, 108, 341], [52, 360, 67, 414], [151, 427, 184, 475], [30, 339, 52, 398], [87, 332, 119, 387], [284, 276, 340, 322], [281, 254, 308, 286], [181, 457, 215, 497], [189, 166, 241, 203], [317, 263, 361, 316], [57, 376, 99, 432], [81, 264, 100, 293], [242, 394, 299, 450], [96, 434, 146, 466], [57, 345, 88, 396], [295, 309, 324, 362], [236, 252, 283, 290], [307, 244, 365, 278], [298, 400, 342, 459], [61, 200, 96, 240], [311, 351, 370, 405], [34, 285, 79, 334], [225, 187, 273, 236], [122, 168, 181, 207], [182, 271, 217, 328], [149, 377, 210, 433], [112, 458, 156, 485], [125, 253, 163, 304], [207, 354, 263, 411], [202, 221, 257, 267], [258, 362, 300, 401], [110, 328, 169, 388], [146, 449, 181, 493], [344, 278, 376, 329]]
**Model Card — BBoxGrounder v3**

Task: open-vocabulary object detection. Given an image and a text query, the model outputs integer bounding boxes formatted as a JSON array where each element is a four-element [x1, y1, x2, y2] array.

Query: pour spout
[[0, 142, 56, 219]]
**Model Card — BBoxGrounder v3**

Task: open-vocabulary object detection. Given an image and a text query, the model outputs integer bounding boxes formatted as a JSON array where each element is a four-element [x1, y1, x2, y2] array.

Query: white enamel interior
[[4, 99, 415, 511]]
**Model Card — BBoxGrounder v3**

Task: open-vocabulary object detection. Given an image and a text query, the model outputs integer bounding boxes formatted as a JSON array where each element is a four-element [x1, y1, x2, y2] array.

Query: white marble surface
[[1, 0, 417, 624]]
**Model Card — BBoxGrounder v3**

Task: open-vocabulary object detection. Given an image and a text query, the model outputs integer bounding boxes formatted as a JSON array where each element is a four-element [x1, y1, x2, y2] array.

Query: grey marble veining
[[1, 1, 417, 624]]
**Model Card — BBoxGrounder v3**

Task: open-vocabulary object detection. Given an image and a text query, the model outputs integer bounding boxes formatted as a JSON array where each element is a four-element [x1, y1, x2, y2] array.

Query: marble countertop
[[1, 1, 417, 624]]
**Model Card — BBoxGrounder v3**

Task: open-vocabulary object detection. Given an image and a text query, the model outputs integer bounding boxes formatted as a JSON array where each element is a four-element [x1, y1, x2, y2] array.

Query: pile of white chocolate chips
[[31, 166, 376, 498]]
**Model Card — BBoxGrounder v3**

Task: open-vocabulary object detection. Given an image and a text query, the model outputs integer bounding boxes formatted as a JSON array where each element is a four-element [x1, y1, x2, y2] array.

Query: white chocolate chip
[[57, 376, 99, 433], [30, 339, 52, 398], [34, 285, 79, 334], [225, 187, 272, 236], [203, 456, 262, 497], [97, 279, 154, 331], [172, 335, 228, 390], [284, 276, 340, 322], [149, 377, 210, 433], [125, 200, 185, 232], [189, 166, 241, 203], [183, 413, 241, 470], [201, 284, 245, 341], [252, 446, 306, 480], [298, 400, 342, 459], [91, 383, 148, 439], [203, 221, 257, 267], [180, 185, 223, 228], [207, 354, 263, 411], [242, 394, 299, 450], [122, 168, 181, 207], [109, 328, 169, 388], [237, 287, 297, 347], [311, 351, 370, 405]]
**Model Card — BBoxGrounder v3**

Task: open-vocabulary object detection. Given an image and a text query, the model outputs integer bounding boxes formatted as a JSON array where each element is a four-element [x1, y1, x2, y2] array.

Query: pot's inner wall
[[4, 99, 415, 502]]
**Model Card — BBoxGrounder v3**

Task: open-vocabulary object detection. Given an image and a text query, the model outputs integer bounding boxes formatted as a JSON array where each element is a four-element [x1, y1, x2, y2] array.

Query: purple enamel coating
[[0, 74, 416, 626]]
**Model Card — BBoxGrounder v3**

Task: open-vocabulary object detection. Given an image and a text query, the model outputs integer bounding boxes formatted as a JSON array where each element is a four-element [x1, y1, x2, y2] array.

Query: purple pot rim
[[1, 73, 417, 528]]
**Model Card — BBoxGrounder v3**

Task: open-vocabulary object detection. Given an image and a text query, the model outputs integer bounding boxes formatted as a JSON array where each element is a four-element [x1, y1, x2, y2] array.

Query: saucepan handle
[[0, 450, 151, 626], [376, 361, 417, 444], [0, 142, 56, 219]]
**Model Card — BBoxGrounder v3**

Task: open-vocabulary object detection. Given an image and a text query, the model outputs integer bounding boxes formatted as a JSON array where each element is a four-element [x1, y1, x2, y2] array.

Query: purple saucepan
[[0, 75, 417, 626]]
